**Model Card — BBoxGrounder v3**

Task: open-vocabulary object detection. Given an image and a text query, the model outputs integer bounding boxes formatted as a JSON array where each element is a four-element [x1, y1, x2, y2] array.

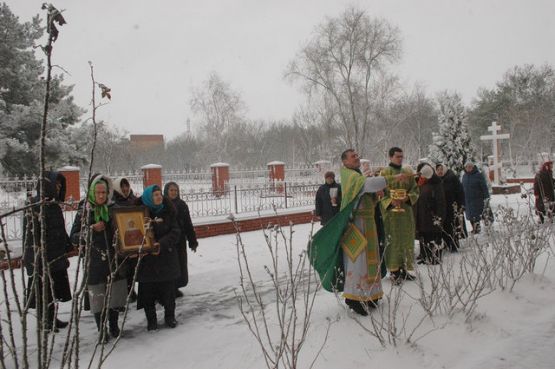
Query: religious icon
[[112, 206, 158, 256]]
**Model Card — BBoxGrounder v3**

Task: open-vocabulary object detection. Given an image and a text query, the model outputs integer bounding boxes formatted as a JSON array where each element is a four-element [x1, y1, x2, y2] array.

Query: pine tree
[[428, 92, 476, 175], [0, 3, 86, 176]]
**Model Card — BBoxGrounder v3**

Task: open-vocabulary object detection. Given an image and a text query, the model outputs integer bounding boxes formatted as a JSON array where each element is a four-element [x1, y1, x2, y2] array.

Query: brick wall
[[194, 211, 314, 238]]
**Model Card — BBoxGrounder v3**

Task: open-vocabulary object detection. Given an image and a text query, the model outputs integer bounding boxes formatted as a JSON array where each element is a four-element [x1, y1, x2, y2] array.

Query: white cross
[[480, 121, 510, 185]]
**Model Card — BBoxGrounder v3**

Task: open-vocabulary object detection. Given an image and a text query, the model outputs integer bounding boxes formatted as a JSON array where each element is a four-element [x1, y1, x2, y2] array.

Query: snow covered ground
[[2, 192, 555, 369]]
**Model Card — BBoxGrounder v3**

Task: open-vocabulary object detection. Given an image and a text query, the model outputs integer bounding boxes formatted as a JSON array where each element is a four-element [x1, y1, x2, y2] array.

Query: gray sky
[[7, 0, 555, 138]]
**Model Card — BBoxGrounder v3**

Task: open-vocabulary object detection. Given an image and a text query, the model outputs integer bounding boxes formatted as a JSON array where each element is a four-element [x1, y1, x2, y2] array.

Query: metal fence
[[1, 181, 319, 242], [183, 182, 318, 218]]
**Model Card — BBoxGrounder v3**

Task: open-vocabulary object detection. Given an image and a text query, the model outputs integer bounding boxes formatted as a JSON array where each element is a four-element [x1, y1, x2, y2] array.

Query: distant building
[[129, 134, 165, 154]]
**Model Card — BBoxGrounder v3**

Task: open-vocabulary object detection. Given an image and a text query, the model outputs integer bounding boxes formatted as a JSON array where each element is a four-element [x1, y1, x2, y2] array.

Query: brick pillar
[[141, 164, 162, 189], [210, 162, 230, 197], [268, 161, 285, 193], [58, 166, 80, 208]]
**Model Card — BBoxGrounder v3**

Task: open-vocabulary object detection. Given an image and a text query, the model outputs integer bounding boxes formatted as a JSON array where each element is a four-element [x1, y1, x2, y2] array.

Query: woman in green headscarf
[[70, 174, 127, 342]]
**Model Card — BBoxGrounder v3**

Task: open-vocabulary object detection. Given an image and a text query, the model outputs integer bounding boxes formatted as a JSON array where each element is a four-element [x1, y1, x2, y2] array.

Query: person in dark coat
[[163, 182, 199, 298], [436, 164, 467, 251], [314, 171, 342, 225], [23, 171, 72, 331], [135, 185, 181, 330], [533, 160, 555, 223], [415, 164, 446, 264], [112, 177, 138, 302], [462, 162, 490, 234], [112, 177, 136, 206], [70, 174, 127, 341]]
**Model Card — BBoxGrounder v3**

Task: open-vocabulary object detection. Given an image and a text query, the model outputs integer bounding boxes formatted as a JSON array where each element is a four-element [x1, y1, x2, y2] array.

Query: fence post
[[210, 162, 230, 197], [268, 161, 285, 194], [234, 185, 238, 214], [284, 182, 288, 209], [141, 164, 163, 189]]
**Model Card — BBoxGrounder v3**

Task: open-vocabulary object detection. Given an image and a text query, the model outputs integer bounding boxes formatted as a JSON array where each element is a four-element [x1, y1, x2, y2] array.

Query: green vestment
[[309, 167, 384, 299], [379, 165, 419, 271]]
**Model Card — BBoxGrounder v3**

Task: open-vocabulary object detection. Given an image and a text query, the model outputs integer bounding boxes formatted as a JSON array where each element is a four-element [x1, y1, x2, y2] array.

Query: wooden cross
[[480, 121, 510, 185]]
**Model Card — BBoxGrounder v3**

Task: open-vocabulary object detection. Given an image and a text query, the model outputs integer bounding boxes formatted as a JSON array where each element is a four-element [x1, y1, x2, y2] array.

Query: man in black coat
[[314, 171, 341, 225], [436, 164, 467, 251], [534, 160, 555, 223], [23, 171, 72, 331]]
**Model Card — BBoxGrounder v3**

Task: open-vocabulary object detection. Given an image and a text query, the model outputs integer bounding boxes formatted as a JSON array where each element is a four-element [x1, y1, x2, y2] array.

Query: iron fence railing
[[1, 182, 319, 241]]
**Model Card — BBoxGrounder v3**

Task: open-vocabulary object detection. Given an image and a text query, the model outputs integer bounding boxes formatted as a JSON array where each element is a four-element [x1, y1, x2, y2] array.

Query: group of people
[[312, 147, 492, 316], [23, 172, 198, 340]]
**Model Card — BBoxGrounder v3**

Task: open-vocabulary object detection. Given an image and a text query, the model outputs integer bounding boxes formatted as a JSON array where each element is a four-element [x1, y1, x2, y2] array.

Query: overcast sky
[[6, 0, 555, 139]]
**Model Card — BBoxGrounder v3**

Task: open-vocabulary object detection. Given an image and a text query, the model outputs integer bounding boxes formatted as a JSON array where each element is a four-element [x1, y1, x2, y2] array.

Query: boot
[[94, 312, 110, 343], [108, 309, 121, 338], [345, 299, 368, 316], [365, 299, 379, 309], [55, 319, 69, 329], [390, 270, 403, 285], [400, 268, 416, 281], [164, 309, 177, 328], [145, 307, 158, 331]]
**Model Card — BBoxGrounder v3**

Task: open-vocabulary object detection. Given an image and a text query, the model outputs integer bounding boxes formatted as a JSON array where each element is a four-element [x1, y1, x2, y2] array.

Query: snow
[[2, 192, 555, 369]]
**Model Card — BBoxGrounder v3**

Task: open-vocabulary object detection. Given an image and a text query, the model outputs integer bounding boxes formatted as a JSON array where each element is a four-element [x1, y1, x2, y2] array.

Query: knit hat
[[324, 171, 335, 179]]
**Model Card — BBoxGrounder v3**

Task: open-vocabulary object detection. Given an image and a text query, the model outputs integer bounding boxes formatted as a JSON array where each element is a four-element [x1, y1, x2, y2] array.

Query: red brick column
[[141, 164, 162, 189], [58, 166, 80, 208], [268, 161, 285, 193], [210, 162, 230, 197]]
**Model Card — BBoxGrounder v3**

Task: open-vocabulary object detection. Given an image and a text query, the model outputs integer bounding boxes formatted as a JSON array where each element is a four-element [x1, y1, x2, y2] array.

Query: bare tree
[[190, 72, 246, 162], [286, 7, 402, 157]]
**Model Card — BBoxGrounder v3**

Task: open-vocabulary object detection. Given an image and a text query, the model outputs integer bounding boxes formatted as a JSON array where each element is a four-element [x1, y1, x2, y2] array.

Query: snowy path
[[3, 194, 555, 369]]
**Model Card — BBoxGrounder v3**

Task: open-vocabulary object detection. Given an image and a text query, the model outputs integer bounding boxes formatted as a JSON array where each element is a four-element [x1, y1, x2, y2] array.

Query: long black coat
[[314, 182, 341, 225], [462, 167, 490, 222], [23, 171, 71, 275], [70, 201, 125, 285], [534, 167, 555, 214], [415, 175, 446, 234], [170, 197, 198, 287], [135, 197, 181, 283], [441, 170, 467, 239]]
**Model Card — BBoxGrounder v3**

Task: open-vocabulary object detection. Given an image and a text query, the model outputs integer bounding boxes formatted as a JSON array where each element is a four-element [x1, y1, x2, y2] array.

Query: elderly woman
[[112, 177, 136, 206], [462, 162, 490, 234], [163, 182, 199, 297], [112, 177, 138, 301], [70, 174, 127, 341], [136, 185, 181, 330], [415, 163, 446, 265]]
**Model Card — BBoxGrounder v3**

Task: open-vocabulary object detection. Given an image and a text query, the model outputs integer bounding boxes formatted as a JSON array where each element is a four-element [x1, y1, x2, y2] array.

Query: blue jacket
[[462, 167, 490, 222]]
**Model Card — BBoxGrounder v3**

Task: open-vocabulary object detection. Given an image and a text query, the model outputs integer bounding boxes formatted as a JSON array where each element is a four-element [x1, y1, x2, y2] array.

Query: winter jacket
[[164, 182, 198, 287], [70, 200, 125, 285], [533, 167, 555, 214], [415, 174, 446, 234], [441, 170, 465, 228], [135, 196, 181, 283], [314, 182, 342, 225], [462, 167, 490, 222], [23, 171, 71, 275]]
